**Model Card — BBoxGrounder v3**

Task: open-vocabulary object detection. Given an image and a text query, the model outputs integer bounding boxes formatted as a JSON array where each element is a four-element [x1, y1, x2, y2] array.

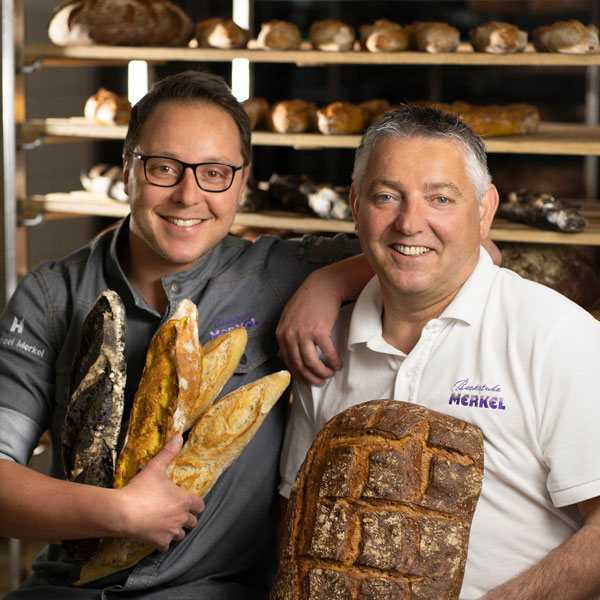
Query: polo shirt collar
[[347, 246, 497, 350]]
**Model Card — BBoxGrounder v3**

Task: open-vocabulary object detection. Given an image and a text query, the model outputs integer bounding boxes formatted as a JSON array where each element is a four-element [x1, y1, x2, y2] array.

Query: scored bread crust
[[113, 299, 201, 489], [61, 289, 126, 562], [77, 369, 291, 584], [271, 399, 483, 600], [183, 326, 247, 431]]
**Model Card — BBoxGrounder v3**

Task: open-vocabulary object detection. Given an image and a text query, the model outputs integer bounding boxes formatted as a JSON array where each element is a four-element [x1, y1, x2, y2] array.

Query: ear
[[478, 184, 499, 240], [349, 184, 360, 235], [235, 163, 251, 206]]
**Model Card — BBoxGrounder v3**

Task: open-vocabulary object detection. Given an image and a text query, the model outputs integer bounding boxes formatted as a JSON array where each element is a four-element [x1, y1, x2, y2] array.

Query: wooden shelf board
[[18, 118, 600, 156], [24, 43, 600, 68], [21, 192, 600, 245]]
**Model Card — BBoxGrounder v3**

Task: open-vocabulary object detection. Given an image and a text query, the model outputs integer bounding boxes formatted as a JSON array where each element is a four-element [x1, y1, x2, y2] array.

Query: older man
[[279, 105, 600, 600]]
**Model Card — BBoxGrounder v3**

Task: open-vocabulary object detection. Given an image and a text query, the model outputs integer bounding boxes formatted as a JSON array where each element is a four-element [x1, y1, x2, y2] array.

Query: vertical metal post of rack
[[585, 0, 600, 202], [1, 0, 17, 309]]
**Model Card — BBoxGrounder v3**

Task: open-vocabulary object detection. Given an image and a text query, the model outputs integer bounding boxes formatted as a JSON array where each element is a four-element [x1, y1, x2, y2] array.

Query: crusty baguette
[[113, 299, 201, 489], [77, 369, 291, 584], [170, 370, 291, 495], [184, 326, 247, 430], [61, 289, 126, 562]]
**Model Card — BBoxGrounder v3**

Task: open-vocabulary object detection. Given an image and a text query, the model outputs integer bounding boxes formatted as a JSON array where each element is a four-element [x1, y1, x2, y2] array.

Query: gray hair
[[352, 104, 492, 201]]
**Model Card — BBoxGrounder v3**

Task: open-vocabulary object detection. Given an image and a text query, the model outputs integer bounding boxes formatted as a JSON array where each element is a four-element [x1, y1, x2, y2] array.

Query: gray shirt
[[0, 218, 359, 599]]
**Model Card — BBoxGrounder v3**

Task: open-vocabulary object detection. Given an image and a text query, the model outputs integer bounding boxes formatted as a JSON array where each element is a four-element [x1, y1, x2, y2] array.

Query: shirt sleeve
[[537, 308, 600, 507], [278, 380, 318, 499], [0, 270, 60, 464]]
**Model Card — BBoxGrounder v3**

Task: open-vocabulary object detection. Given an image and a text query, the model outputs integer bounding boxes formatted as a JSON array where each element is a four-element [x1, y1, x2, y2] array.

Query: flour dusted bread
[[256, 20, 301, 50], [196, 17, 249, 49], [359, 19, 409, 52], [78, 369, 290, 584], [84, 88, 131, 125], [271, 399, 483, 600], [113, 299, 201, 489], [309, 19, 355, 51], [534, 19, 599, 54], [61, 290, 126, 562], [270, 99, 317, 133], [407, 21, 460, 53], [469, 21, 527, 53], [48, 0, 194, 46], [317, 101, 367, 135]]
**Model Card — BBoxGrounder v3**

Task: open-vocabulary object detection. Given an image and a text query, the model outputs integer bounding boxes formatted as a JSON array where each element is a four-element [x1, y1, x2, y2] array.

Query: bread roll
[[533, 19, 599, 54], [242, 97, 270, 130], [407, 21, 460, 53], [317, 102, 366, 135], [271, 399, 483, 600], [78, 369, 291, 584], [469, 21, 527, 53], [358, 99, 391, 125], [270, 99, 317, 133], [113, 299, 201, 489], [48, 0, 194, 47], [256, 19, 301, 50], [309, 19, 355, 51], [196, 17, 249, 49], [359, 19, 409, 52], [61, 289, 126, 562], [80, 164, 128, 202], [84, 88, 131, 126]]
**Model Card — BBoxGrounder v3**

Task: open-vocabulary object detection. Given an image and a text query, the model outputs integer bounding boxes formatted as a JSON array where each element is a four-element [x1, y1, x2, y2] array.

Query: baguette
[[77, 369, 291, 584], [61, 289, 126, 562], [113, 299, 201, 489]]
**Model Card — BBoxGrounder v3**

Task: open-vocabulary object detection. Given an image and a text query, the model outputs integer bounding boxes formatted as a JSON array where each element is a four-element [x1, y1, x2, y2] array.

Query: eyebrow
[[367, 178, 465, 198]]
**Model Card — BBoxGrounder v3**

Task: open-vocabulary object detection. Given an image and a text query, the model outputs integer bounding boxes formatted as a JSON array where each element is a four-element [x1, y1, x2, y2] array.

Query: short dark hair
[[352, 104, 491, 201], [123, 70, 251, 166]]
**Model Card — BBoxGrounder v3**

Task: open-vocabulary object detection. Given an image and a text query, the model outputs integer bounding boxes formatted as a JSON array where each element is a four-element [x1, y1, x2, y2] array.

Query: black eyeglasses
[[132, 153, 243, 193]]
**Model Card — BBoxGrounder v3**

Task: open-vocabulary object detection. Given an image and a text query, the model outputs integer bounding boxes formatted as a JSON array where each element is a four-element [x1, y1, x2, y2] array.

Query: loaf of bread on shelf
[[271, 399, 484, 600], [309, 19, 355, 51], [80, 164, 128, 203], [84, 88, 131, 125], [533, 19, 599, 54], [359, 18, 409, 52], [195, 17, 249, 49], [358, 98, 391, 125], [469, 21, 527, 53], [48, 0, 195, 47], [241, 97, 270, 130], [407, 21, 460, 52], [270, 99, 317, 133], [500, 243, 600, 310], [256, 19, 301, 50], [317, 101, 367, 135], [61, 289, 126, 562]]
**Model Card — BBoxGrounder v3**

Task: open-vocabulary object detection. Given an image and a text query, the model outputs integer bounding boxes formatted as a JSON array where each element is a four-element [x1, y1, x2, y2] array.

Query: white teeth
[[165, 217, 203, 227], [392, 245, 430, 256]]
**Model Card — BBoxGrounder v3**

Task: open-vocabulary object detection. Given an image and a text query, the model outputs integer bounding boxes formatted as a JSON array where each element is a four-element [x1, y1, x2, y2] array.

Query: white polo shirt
[[279, 247, 600, 599]]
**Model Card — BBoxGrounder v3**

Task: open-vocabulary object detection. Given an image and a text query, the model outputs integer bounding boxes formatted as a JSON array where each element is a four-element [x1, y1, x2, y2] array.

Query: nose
[[171, 166, 203, 206], [394, 196, 425, 235]]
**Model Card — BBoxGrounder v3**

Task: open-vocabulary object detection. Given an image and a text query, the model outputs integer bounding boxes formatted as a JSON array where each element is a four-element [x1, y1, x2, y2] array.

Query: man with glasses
[[0, 70, 369, 599]]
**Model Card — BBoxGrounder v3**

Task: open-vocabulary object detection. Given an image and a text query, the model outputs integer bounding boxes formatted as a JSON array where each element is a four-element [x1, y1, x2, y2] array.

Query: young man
[[0, 70, 368, 599], [279, 105, 600, 600]]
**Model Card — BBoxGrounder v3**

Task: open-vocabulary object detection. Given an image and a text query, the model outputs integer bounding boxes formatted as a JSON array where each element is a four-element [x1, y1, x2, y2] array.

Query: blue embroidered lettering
[[461, 394, 469, 406], [469, 395, 479, 407], [479, 396, 489, 408], [489, 397, 497, 409]]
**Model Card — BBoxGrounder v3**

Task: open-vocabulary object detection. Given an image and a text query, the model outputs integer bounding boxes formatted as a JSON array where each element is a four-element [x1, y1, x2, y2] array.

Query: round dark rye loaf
[[272, 399, 484, 600]]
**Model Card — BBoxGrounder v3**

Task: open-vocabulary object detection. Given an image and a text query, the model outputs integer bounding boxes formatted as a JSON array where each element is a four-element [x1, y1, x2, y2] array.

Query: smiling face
[[350, 135, 497, 313], [123, 100, 249, 278]]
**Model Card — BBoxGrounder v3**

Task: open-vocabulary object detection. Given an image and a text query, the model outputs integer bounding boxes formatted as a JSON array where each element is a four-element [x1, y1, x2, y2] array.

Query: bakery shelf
[[20, 192, 600, 245], [18, 118, 600, 156], [23, 43, 600, 68]]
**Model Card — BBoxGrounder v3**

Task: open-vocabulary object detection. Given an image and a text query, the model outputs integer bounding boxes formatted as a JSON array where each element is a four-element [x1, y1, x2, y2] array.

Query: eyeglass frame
[[131, 152, 244, 193]]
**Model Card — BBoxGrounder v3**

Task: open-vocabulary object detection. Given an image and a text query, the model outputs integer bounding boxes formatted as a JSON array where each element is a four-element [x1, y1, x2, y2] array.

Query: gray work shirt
[[0, 218, 359, 599]]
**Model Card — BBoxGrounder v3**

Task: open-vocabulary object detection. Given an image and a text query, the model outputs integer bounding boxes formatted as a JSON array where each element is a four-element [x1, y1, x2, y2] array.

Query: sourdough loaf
[[84, 88, 131, 125], [407, 21, 460, 53], [271, 399, 483, 600], [48, 0, 194, 46], [61, 290, 126, 562], [309, 19, 355, 51], [270, 99, 317, 133], [196, 17, 249, 49], [256, 20, 302, 50], [359, 19, 409, 53], [469, 21, 527, 53], [533, 19, 599, 54], [316, 102, 366, 135]]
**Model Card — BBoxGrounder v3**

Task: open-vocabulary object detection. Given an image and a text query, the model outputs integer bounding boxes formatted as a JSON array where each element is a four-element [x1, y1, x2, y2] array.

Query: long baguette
[[77, 369, 290, 584]]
